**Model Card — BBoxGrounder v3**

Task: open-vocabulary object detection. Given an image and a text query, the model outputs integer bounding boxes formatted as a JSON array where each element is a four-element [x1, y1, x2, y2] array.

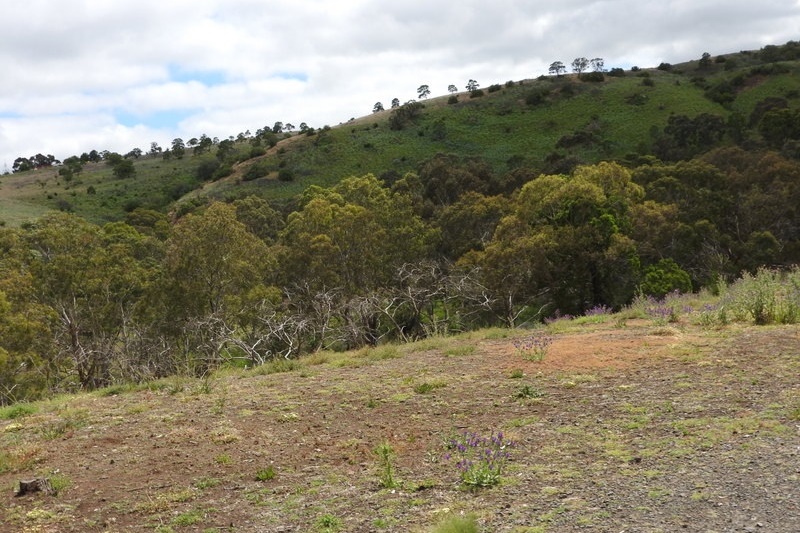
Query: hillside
[[2, 306, 799, 532], [3, 43, 800, 225]]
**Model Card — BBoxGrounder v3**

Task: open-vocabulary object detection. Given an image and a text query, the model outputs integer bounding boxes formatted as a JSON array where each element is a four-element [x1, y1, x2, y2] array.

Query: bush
[[657, 62, 672, 71], [212, 163, 233, 180], [195, 158, 221, 181], [487, 83, 502, 93], [581, 71, 605, 82], [525, 87, 550, 105], [249, 146, 266, 159], [243, 162, 269, 181], [639, 259, 692, 298], [469, 89, 484, 98], [722, 267, 800, 325], [278, 169, 294, 182], [608, 67, 625, 77], [448, 95, 458, 104]]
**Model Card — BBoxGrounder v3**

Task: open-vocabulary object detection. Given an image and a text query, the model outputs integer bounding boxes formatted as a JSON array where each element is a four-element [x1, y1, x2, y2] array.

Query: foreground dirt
[[2, 320, 799, 532]]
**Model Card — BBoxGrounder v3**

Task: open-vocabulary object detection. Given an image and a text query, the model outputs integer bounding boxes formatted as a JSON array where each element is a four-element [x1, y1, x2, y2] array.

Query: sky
[[1, 0, 799, 170]]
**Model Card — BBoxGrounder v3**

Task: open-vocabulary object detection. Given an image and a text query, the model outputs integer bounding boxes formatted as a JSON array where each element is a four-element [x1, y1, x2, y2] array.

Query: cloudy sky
[[1, 0, 799, 170]]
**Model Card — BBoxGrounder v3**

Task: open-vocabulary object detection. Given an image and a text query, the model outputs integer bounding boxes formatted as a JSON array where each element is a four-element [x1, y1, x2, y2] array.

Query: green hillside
[[3, 43, 800, 225]]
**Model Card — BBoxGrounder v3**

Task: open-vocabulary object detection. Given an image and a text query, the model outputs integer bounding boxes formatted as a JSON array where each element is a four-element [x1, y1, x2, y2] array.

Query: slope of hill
[[2, 310, 798, 531], [3, 43, 800, 225]]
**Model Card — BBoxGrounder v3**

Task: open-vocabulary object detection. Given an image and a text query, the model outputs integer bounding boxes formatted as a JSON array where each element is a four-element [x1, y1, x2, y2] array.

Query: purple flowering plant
[[443, 431, 515, 489], [513, 333, 553, 361]]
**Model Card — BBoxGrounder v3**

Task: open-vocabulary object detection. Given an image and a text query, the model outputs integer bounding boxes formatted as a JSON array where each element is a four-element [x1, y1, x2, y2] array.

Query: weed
[[509, 369, 524, 379], [214, 454, 232, 465], [430, 513, 480, 533], [374, 441, 398, 488], [255, 466, 276, 481], [193, 477, 220, 490], [513, 333, 553, 361], [172, 509, 203, 526], [515, 384, 544, 399], [49, 472, 71, 494], [444, 431, 515, 490], [316, 513, 342, 532], [415, 380, 447, 394]]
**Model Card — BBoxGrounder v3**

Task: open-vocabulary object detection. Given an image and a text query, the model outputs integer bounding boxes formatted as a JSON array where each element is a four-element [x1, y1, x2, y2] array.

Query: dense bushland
[[2, 147, 800, 403]]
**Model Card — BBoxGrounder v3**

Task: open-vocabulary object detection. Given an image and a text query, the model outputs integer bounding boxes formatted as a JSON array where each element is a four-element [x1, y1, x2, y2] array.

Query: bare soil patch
[[2, 321, 798, 532]]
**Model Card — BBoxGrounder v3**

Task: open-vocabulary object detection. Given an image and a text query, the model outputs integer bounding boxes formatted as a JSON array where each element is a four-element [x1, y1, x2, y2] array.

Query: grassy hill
[[3, 43, 800, 226], [2, 299, 798, 532]]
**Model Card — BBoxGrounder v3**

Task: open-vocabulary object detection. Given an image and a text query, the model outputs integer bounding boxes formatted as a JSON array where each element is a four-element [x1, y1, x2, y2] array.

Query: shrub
[[249, 146, 266, 158], [525, 87, 550, 105], [657, 62, 672, 71], [581, 71, 605, 82], [278, 169, 294, 182], [722, 267, 800, 325], [639, 259, 692, 298], [487, 83, 502, 93], [447, 95, 458, 104], [608, 67, 625, 77], [469, 89, 484, 98]]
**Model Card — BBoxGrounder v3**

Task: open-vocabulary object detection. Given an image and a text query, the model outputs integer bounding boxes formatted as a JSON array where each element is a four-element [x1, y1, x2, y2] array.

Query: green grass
[[0, 403, 38, 419], [430, 513, 480, 533]]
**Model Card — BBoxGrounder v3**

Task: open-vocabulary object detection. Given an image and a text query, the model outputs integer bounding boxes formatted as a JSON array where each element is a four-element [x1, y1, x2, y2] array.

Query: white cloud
[[1, 0, 799, 167]]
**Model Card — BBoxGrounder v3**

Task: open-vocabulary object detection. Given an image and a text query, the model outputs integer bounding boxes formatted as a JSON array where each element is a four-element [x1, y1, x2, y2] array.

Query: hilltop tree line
[[2, 142, 800, 403]]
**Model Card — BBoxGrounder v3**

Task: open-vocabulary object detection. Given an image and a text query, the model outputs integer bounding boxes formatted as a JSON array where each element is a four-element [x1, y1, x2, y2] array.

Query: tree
[[125, 148, 143, 159], [216, 139, 235, 161], [299, 122, 309, 132], [12, 157, 32, 173], [149, 142, 162, 155], [112, 158, 136, 179], [417, 85, 431, 99], [571, 57, 589, 74], [548, 61, 566, 77], [448, 85, 458, 94], [171, 138, 186, 159], [466, 79, 479, 92], [373, 102, 384, 113], [162, 202, 273, 321], [698, 52, 712, 69], [590, 57, 605, 72], [24, 214, 157, 388], [284, 123, 295, 132], [391, 98, 400, 108], [279, 174, 430, 295], [272, 121, 284, 134]]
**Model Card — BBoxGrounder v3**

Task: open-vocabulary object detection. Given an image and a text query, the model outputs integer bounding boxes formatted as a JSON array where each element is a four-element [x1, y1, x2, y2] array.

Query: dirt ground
[[2, 319, 799, 532]]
